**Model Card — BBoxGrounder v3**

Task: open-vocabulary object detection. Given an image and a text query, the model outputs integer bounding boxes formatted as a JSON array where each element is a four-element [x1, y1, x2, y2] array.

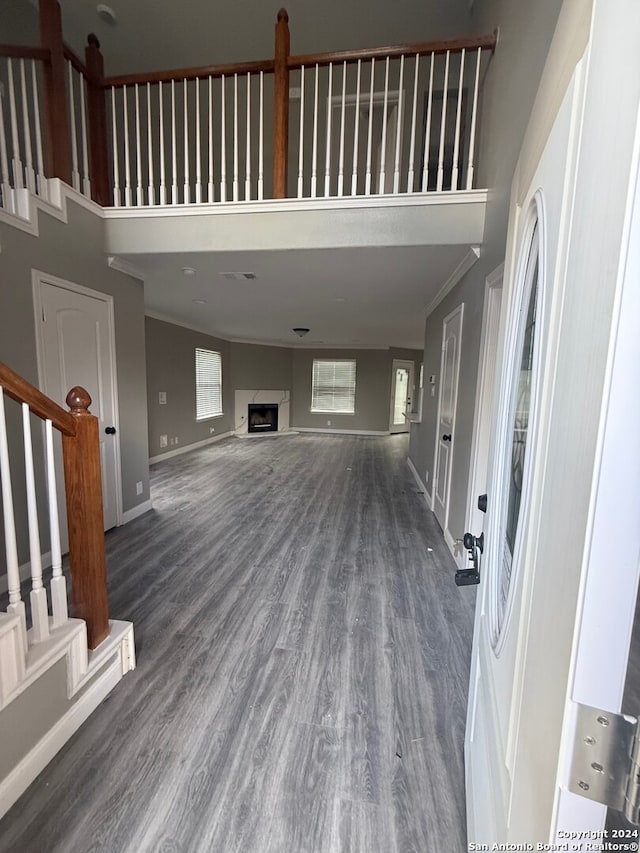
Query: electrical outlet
[[160, 434, 168, 448], [158, 391, 167, 405], [136, 481, 143, 495], [174, 436, 179, 445], [327, 420, 331, 426], [210, 426, 215, 434]]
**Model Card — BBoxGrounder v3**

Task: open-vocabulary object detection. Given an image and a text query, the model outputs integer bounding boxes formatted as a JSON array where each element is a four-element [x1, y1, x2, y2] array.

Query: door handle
[[442, 433, 452, 442], [105, 426, 116, 435], [455, 531, 484, 586]]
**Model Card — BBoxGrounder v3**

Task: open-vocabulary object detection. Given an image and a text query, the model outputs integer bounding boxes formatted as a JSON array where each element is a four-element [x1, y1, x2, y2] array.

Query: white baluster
[[365, 58, 375, 195], [171, 80, 178, 204], [337, 62, 347, 197], [421, 53, 435, 192], [80, 74, 91, 197], [45, 419, 67, 628], [0, 389, 26, 648], [310, 64, 319, 198], [258, 71, 264, 200], [111, 86, 120, 206], [393, 55, 405, 194], [135, 83, 143, 205], [466, 48, 482, 191], [245, 72, 251, 200], [407, 54, 420, 192], [147, 82, 154, 204], [195, 77, 202, 203], [183, 78, 190, 203], [220, 74, 227, 202], [436, 51, 450, 192], [207, 76, 214, 202], [378, 57, 390, 194], [297, 66, 305, 198], [0, 67, 15, 212], [19, 60, 36, 193], [123, 84, 132, 205], [324, 62, 333, 197], [350, 59, 361, 196], [451, 49, 466, 191], [233, 73, 239, 202], [7, 59, 24, 190], [31, 61, 46, 199], [67, 62, 80, 191], [22, 404, 49, 644], [159, 81, 166, 205]]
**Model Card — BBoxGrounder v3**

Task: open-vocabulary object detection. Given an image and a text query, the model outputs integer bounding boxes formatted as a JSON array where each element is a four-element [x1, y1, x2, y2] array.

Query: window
[[311, 359, 356, 414], [195, 348, 222, 420]]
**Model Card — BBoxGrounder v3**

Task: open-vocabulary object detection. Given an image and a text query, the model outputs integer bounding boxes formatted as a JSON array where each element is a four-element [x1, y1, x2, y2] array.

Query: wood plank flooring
[[0, 433, 476, 853]]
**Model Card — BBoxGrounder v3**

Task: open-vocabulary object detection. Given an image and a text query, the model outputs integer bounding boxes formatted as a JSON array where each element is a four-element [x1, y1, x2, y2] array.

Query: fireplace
[[248, 403, 279, 433]]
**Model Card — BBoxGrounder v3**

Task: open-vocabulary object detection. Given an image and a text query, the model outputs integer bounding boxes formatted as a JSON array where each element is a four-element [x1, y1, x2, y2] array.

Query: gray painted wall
[[292, 347, 421, 433], [0, 200, 150, 565], [408, 0, 563, 541], [228, 342, 293, 397]]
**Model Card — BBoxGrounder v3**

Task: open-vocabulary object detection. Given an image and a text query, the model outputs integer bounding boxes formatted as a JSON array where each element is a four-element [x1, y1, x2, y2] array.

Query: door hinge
[[569, 702, 640, 824]]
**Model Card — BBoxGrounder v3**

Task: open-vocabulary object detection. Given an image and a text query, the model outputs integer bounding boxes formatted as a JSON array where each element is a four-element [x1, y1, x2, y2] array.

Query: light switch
[[159, 391, 167, 405]]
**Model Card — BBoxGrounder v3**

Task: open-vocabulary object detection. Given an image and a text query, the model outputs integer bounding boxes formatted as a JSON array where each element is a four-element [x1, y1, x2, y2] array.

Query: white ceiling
[[127, 244, 471, 350]]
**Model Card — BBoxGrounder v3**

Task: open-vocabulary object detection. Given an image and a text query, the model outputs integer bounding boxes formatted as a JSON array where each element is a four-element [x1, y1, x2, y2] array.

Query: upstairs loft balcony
[[0, 3, 495, 253]]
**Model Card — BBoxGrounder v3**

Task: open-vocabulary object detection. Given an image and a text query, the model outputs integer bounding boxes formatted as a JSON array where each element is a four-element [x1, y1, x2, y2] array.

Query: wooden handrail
[[0, 363, 75, 436], [63, 42, 89, 78], [102, 57, 275, 89], [0, 44, 50, 62], [288, 32, 498, 70]]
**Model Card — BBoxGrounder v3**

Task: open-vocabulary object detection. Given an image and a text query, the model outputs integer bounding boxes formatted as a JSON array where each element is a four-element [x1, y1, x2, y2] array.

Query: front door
[[34, 274, 121, 538], [465, 0, 640, 843], [389, 359, 414, 434], [433, 303, 463, 531]]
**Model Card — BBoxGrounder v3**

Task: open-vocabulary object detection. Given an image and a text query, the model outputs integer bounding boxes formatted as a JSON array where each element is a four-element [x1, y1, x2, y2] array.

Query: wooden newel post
[[39, 0, 71, 184], [273, 8, 290, 199], [62, 386, 109, 649], [85, 34, 110, 206]]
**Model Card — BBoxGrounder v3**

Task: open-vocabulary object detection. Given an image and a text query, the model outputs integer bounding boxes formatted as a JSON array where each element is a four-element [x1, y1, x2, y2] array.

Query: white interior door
[[433, 303, 463, 530], [34, 273, 121, 539], [465, 0, 640, 842], [389, 359, 414, 434]]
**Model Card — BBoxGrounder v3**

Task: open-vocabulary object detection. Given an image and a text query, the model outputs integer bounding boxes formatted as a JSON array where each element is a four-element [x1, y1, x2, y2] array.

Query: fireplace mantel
[[234, 390, 290, 435]]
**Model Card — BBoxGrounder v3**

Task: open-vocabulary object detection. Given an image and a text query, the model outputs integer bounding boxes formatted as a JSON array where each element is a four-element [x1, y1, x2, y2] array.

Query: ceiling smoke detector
[[96, 4, 117, 25], [292, 327, 310, 338]]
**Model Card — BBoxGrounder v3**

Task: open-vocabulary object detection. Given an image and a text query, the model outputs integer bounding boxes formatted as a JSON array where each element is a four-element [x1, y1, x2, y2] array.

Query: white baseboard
[[444, 527, 467, 571], [149, 430, 234, 464], [0, 654, 122, 819], [120, 500, 153, 524], [406, 458, 433, 509], [293, 427, 390, 436]]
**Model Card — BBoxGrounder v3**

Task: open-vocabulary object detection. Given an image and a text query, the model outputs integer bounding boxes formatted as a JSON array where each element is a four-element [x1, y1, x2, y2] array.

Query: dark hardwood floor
[[0, 433, 476, 853]]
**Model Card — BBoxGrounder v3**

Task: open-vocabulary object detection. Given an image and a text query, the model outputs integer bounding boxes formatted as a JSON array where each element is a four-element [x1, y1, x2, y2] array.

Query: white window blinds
[[195, 348, 222, 420], [311, 359, 356, 414]]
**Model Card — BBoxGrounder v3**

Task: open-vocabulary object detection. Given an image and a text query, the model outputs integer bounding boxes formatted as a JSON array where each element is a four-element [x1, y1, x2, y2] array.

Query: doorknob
[[442, 433, 452, 442], [105, 426, 116, 435], [455, 531, 484, 586]]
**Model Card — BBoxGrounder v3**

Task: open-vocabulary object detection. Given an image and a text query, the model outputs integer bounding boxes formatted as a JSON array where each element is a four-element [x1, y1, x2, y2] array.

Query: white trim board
[[425, 247, 481, 317], [0, 653, 122, 819], [293, 427, 391, 436], [121, 500, 153, 524], [149, 431, 234, 464]]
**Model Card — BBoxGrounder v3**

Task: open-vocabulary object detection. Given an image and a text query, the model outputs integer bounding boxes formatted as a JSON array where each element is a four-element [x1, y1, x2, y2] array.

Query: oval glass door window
[[492, 202, 543, 652]]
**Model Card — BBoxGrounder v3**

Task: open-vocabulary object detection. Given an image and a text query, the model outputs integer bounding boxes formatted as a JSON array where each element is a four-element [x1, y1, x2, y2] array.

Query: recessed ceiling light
[[192, 298, 207, 305], [182, 266, 196, 276], [96, 4, 117, 25], [335, 297, 347, 302]]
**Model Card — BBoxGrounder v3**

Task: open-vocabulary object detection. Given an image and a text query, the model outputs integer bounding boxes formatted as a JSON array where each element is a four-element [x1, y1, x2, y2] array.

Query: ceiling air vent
[[219, 272, 257, 281]]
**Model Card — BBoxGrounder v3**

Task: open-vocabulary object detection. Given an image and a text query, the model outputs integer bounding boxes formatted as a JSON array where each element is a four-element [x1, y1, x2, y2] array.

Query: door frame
[[465, 264, 504, 564], [31, 269, 123, 527], [389, 358, 415, 433], [432, 301, 464, 536]]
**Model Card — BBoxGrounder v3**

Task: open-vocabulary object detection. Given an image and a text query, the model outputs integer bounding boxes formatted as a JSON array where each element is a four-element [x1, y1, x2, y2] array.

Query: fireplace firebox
[[248, 403, 279, 433]]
